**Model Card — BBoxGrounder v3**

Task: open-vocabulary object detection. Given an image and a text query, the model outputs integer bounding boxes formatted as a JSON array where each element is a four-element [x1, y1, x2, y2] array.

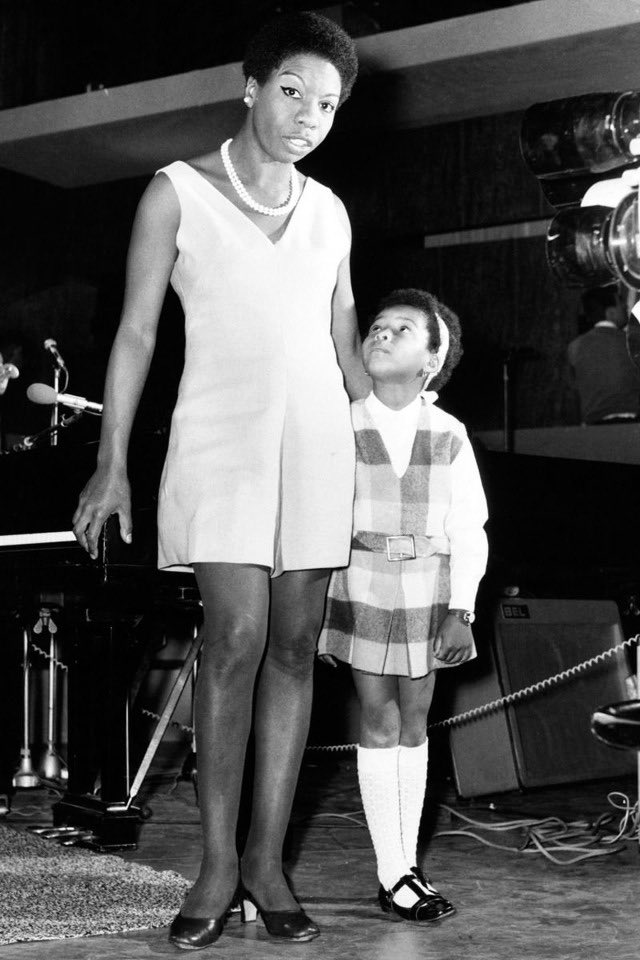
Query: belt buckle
[[386, 534, 416, 561]]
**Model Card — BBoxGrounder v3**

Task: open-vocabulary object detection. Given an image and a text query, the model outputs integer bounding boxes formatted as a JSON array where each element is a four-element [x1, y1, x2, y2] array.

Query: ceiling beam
[[0, 0, 639, 187]]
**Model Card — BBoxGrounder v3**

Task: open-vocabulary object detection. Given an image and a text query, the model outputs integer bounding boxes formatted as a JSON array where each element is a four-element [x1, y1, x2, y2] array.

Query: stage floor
[[2, 755, 639, 960]]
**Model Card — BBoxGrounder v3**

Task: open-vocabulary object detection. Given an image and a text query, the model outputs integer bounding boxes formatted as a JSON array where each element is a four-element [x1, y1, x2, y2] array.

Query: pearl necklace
[[220, 139, 300, 217]]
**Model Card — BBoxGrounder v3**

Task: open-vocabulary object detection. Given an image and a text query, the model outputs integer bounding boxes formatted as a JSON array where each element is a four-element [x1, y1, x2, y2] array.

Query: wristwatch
[[448, 609, 476, 625]]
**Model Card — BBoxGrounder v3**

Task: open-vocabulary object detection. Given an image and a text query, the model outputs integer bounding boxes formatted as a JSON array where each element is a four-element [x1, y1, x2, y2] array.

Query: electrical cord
[[290, 793, 639, 866], [433, 790, 639, 864], [28, 638, 67, 672], [427, 633, 639, 733]]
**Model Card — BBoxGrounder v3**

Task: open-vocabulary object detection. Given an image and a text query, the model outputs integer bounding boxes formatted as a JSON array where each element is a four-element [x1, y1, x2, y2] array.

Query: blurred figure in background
[[567, 287, 640, 425], [0, 330, 44, 451]]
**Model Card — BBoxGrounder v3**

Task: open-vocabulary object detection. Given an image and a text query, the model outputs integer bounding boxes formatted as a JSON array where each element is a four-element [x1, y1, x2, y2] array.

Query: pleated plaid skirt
[[318, 541, 459, 678]]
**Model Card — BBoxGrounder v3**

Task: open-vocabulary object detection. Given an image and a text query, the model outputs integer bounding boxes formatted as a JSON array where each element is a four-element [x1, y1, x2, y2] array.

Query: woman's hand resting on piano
[[72, 467, 132, 560]]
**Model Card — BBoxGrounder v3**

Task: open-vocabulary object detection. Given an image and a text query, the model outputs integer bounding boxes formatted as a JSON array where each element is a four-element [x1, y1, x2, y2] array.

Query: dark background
[[0, 0, 578, 443]]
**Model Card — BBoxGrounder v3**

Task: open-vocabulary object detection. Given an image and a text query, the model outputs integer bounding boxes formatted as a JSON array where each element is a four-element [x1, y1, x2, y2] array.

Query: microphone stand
[[502, 350, 514, 453], [11, 411, 84, 452], [50, 366, 60, 447]]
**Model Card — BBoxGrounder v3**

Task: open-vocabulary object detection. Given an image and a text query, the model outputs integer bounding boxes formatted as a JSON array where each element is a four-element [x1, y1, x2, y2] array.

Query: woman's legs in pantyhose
[[182, 563, 271, 918], [241, 568, 330, 911]]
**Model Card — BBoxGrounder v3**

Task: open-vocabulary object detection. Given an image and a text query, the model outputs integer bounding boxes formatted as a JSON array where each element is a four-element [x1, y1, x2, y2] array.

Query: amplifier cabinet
[[449, 599, 636, 798]]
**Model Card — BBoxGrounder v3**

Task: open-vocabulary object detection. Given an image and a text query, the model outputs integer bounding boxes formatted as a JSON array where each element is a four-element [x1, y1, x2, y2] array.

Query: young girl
[[318, 287, 488, 923]]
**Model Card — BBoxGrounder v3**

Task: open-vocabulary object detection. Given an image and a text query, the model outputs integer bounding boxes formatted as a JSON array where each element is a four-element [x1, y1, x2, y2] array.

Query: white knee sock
[[357, 745, 410, 891], [398, 739, 429, 868]]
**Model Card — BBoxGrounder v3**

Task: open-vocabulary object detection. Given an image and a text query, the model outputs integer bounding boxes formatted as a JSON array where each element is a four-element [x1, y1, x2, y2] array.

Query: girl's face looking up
[[363, 305, 438, 385], [245, 54, 341, 163]]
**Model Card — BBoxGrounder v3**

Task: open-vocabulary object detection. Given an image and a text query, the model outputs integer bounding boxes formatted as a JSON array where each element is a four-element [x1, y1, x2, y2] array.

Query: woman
[[72, 11, 368, 950]]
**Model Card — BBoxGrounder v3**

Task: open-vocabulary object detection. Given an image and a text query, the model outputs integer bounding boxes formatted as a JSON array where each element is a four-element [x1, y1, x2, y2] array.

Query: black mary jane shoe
[[410, 866, 456, 919], [240, 887, 320, 942], [378, 873, 455, 923]]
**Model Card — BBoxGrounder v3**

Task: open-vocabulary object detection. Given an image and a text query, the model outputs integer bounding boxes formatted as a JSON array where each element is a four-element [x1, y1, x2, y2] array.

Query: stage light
[[521, 91, 640, 289]]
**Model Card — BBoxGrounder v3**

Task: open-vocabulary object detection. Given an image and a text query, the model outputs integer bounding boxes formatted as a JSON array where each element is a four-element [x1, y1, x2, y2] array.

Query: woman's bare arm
[[330, 197, 370, 400], [73, 173, 180, 557]]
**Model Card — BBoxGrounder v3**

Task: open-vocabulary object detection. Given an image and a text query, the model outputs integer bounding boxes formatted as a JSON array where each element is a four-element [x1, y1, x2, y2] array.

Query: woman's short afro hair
[[373, 288, 463, 392], [243, 12, 358, 105]]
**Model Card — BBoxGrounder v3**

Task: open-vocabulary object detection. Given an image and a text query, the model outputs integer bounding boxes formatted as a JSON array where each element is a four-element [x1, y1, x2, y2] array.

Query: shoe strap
[[390, 874, 425, 899]]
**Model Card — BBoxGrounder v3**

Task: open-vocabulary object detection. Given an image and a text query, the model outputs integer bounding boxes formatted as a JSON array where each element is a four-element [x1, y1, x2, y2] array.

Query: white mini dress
[[155, 161, 355, 576]]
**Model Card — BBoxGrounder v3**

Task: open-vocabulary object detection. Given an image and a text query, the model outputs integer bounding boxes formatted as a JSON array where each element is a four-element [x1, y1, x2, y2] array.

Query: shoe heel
[[378, 884, 392, 914], [241, 898, 258, 923]]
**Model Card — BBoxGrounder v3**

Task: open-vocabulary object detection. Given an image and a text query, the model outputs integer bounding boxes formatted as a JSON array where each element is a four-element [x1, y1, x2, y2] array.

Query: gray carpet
[[0, 825, 189, 945]]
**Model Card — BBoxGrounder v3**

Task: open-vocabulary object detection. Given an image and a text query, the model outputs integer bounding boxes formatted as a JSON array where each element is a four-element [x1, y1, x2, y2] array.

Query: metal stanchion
[[34, 608, 68, 783], [123, 624, 204, 811], [13, 627, 40, 789]]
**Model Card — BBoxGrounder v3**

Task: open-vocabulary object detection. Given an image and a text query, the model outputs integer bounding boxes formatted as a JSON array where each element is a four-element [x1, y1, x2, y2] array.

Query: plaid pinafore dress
[[318, 398, 476, 678]]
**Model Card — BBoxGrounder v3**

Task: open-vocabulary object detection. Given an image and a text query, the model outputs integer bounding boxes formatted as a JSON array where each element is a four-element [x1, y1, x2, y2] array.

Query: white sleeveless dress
[[155, 161, 355, 575]]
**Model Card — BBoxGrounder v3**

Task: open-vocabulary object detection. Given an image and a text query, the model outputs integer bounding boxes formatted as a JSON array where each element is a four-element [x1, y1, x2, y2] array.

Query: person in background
[[0, 331, 42, 452], [319, 288, 488, 923], [567, 287, 640, 425]]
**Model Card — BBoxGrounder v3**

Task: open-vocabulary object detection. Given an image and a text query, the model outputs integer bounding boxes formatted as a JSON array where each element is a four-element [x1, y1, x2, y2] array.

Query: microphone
[[0, 362, 19, 396], [43, 339, 67, 369], [27, 382, 103, 414]]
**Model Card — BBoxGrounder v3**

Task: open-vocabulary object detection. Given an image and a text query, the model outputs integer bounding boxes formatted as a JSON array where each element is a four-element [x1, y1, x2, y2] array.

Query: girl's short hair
[[243, 12, 358, 105], [373, 288, 463, 391]]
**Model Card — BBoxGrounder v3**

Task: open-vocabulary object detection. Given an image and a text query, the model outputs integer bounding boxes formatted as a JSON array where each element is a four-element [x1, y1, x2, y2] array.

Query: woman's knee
[[266, 628, 318, 677], [200, 613, 266, 679]]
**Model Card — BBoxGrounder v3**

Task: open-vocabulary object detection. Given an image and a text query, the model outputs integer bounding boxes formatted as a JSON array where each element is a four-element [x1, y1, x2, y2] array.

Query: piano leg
[[52, 619, 143, 850]]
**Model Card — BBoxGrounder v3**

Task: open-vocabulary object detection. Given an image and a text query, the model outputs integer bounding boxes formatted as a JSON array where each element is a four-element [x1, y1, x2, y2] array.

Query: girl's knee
[[399, 726, 428, 748], [360, 703, 401, 748], [399, 712, 430, 747]]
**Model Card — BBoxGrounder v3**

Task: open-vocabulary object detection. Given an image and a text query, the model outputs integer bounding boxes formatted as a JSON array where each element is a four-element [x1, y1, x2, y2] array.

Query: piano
[[0, 432, 199, 849]]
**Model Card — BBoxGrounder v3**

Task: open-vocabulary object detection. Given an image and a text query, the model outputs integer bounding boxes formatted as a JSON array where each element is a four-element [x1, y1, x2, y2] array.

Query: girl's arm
[[435, 433, 489, 664], [73, 173, 180, 558], [444, 433, 489, 610], [330, 198, 370, 400]]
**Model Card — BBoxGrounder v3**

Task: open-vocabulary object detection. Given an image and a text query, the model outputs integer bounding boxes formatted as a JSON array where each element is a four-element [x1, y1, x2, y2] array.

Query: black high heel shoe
[[240, 886, 320, 941], [378, 872, 456, 923], [169, 912, 226, 951], [168, 888, 239, 950]]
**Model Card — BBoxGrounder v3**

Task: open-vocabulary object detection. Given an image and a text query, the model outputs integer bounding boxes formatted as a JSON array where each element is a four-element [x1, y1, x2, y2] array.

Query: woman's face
[[246, 54, 342, 163]]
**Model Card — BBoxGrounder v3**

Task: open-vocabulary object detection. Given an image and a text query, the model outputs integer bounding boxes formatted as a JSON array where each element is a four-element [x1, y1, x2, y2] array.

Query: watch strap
[[448, 609, 475, 625]]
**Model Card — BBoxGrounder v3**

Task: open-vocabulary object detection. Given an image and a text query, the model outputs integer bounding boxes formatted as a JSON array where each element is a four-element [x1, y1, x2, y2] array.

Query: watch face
[[464, 611, 476, 624]]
